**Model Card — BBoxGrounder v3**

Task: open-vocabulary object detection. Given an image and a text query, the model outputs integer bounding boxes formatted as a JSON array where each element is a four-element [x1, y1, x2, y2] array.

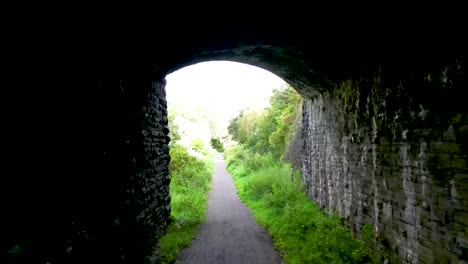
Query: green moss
[[361, 224, 374, 242]]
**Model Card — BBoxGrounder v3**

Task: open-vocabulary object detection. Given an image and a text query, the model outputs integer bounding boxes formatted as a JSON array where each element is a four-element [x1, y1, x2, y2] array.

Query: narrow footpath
[[176, 153, 283, 264]]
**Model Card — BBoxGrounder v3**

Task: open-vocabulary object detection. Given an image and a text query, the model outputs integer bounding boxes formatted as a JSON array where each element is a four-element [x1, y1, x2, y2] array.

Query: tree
[[168, 108, 181, 146], [210, 138, 224, 152], [190, 138, 205, 153], [227, 85, 301, 160], [228, 107, 266, 145]]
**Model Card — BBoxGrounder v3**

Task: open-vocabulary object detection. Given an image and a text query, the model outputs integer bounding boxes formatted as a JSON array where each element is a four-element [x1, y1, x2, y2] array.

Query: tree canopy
[[227, 85, 301, 160]]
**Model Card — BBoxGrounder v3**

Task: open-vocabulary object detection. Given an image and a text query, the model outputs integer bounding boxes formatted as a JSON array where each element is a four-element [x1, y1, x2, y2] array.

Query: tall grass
[[226, 146, 375, 264], [156, 145, 214, 264]]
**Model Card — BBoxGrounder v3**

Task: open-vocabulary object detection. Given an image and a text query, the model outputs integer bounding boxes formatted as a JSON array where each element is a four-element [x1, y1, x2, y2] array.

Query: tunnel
[[3, 8, 467, 264]]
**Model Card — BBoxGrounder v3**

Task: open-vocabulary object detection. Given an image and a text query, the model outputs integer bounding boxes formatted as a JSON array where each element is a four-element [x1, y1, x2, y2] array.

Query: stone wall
[[298, 60, 467, 263], [4, 78, 171, 263], [91, 78, 172, 263]]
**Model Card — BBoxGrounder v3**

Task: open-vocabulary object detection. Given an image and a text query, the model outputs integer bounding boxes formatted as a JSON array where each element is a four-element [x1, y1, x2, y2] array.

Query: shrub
[[225, 148, 374, 263], [210, 138, 224, 152], [157, 144, 213, 263]]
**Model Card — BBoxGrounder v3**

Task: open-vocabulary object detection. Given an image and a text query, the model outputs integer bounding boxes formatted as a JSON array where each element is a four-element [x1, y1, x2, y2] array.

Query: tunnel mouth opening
[[160, 59, 309, 263], [5, 17, 466, 263], [164, 60, 291, 151]]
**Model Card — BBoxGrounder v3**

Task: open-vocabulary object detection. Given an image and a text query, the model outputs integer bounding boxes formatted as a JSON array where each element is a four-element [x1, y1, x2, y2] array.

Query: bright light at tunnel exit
[[165, 61, 287, 146]]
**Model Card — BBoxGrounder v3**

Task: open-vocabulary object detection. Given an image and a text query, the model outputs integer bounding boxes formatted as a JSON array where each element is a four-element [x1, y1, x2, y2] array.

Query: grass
[[156, 145, 214, 264], [225, 146, 375, 264]]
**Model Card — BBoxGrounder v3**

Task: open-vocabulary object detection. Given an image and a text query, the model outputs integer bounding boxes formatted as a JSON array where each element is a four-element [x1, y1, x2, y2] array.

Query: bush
[[210, 138, 224, 152], [169, 145, 206, 177], [190, 138, 205, 153], [225, 148, 374, 264], [157, 144, 213, 264]]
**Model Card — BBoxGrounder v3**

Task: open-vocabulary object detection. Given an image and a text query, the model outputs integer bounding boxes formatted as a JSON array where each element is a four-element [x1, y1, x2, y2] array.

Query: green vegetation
[[158, 100, 220, 263], [360, 224, 377, 262], [226, 147, 373, 263], [159, 83, 377, 263], [226, 85, 375, 263], [190, 138, 205, 153], [158, 97, 234, 263], [167, 108, 181, 146], [156, 145, 214, 263], [210, 137, 224, 152], [228, 86, 300, 159]]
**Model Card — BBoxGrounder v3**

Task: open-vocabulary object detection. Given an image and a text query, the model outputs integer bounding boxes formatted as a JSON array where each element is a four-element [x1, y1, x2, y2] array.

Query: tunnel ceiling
[[4, 6, 467, 264], [90, 8, 465, 98]]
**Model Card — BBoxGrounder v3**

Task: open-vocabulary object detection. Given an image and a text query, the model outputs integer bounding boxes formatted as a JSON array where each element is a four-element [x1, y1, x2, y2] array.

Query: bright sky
[[165, 61, 287, 123]]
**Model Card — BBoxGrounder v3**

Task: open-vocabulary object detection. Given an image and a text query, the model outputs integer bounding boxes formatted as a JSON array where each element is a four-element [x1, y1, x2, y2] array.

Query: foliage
[[360, 224, 378, 263], [225, 84, 375, 263], [228, 108, 265, 145], [361, 224, 375, 243], [157, 144, 213, 264], [227, 85, 301, 160], [210, 137, 224, 152], [226, 146, 374, 263], [167, 103, 223, 152], [168, 108, 181, 146], [190, 138, 206, 153]]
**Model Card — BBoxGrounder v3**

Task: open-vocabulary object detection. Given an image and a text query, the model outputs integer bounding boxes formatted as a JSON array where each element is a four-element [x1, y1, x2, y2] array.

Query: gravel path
[[176, 153, 283, 264]]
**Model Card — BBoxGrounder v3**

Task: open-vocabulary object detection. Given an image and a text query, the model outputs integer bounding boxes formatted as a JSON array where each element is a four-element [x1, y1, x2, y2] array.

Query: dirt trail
[[176, 153, 283, 264]]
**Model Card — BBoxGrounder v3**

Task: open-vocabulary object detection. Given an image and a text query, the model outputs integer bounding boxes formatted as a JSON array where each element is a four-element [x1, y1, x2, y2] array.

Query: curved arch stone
[[4, 10, 467, 264]]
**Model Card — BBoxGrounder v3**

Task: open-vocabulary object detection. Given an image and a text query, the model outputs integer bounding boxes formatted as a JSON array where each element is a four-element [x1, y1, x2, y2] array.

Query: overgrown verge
[[156, 144, 214, 263], [225, 146, 376, 264]]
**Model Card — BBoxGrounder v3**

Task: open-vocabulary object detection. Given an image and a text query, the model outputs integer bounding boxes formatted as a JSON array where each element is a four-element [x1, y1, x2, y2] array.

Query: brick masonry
[[86, 78, 172, 263], [4, 11, 465, 264], [3, 78, 171, 263], [297, 61, 468, 263]]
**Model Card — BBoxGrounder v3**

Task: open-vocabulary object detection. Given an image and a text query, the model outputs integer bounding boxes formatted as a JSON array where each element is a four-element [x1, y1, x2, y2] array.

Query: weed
[[226, 146, 374, 264], [156, 145, 213, 264]]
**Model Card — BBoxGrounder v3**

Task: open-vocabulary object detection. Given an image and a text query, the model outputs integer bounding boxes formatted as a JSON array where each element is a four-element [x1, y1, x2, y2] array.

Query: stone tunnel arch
[[128, 44, 468, 263], [4, 10, 467, 264]]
